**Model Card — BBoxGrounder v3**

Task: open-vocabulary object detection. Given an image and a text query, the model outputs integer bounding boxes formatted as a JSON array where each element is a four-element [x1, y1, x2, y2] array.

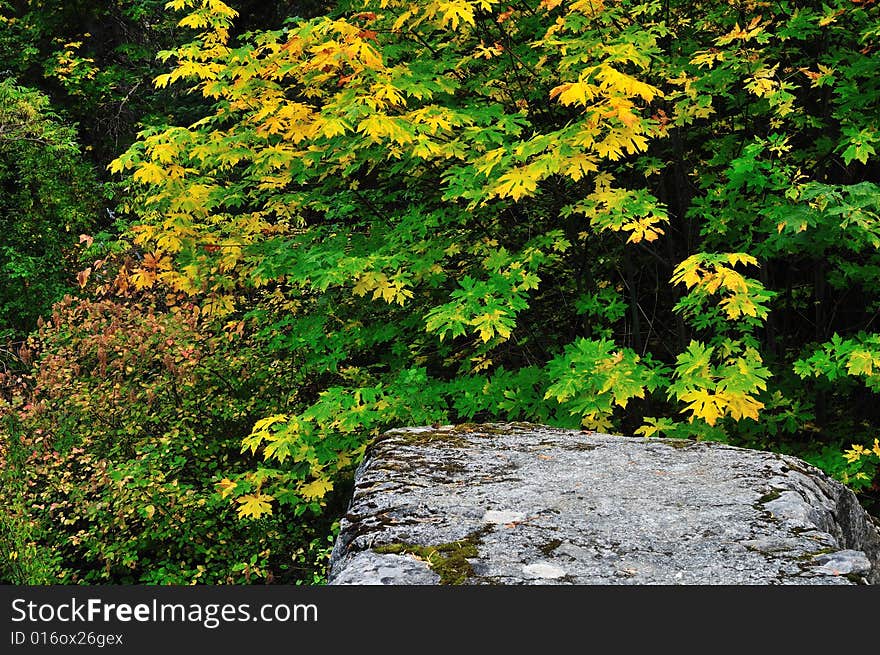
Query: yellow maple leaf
[[236, 493, 274, 519], [148, 142, 178, 164], [475, 147, 506, 177], [215, 477, 238, 498], [716, 267, 749, 294], [436, 0, 476, 29], [318, 117, 351, 138], [671, 256, 704, 289], [298, 478, 333, 501], [353, 271, 379, 297], [720, 293, 758, 319], [719, 390, 763, 422], [202, 294, 235, 317], [562, 153, 598, 181], [623, 217, 665, 243], [471, 309, 512, 342], [550, 81, 597, 107], [680, 389, 727, 426], [846, 351, 876, 377], [493, 166, 539, 201], [370, 80, 406, 108], [596, 65, 661, 102], [359, 41, 383, 69], [130, 269, 157, 290], [252, 414, 289, 432], [725, 253, 758, 268], [133, 162, 166, 185]]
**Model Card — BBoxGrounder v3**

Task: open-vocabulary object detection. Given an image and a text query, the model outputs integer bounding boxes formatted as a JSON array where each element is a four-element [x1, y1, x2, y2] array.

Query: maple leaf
[[724, 253, 758, 268], [252, 414, 289, 432], [471, 309, 514, 342], [493, 166, 539, 201], [720, 293, 758, 319], [562, 153, 598, 181], [298, 478, 333, 500], [202, 294, 235, 316], [148, 142, 178, 163], [215, 477, 237, 498], [437, 0, 476, 29], [596, 65, 661, 102], [130, 269, 157, 290], [318, 117, 352, 138], [133, 162, 166, 185], [550, 81, 597, 106], [236, 493, 274, 519], [671, 256, 704, 289], [720, 390, 763, 422], [680, 389, 726, 426], [846, 351, 876, 377]]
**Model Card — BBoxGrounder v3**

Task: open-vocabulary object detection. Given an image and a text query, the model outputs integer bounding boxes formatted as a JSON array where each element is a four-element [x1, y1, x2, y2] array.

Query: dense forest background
[[1, 0, 878, 584]]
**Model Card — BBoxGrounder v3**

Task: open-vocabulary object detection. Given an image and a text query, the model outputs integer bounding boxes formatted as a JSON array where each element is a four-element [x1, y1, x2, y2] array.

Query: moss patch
[[398, 430, 471, 448], [564, 442, 599, 451], [660, 438, 697, 450], [453, 423, 509, 435], [539, 539, 563, 556], [758, 490, 782, 504], [373, 528, 490, 584]]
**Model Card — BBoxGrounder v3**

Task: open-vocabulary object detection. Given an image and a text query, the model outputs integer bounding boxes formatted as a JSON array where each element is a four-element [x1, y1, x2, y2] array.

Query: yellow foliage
[[133, 162, 166, 185], [435, 0, 477, 29], [471, 309, 512, 342], [353, 271, 414, 305], [202, 294, 236, 317], [550, 80, 598, 106], [679, 389, 764, 425], [596, 65, 661, 102], [680, 389, 726, 426], [236, 493, 274, 519], [215, 478, 237, 498], [298, 478, 334, 501], [493, 166, 540, 201]]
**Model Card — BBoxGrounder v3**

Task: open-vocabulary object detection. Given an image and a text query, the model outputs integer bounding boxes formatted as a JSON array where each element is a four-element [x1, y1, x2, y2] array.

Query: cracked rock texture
[[328, 423, 880, 585]]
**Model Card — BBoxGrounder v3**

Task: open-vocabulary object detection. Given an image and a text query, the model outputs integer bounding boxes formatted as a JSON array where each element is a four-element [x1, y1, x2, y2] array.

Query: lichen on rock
[[328, 423, 880, 585]]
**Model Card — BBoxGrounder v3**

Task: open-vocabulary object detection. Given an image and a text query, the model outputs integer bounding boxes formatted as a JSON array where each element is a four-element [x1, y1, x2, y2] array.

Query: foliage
[[102, 0, 880, 520], [0, 79, 99, 340], [4, 0, 880, 585], [841, 439, 880, 492], [1, 286, 345, 583], [0, 1, 334, 167]]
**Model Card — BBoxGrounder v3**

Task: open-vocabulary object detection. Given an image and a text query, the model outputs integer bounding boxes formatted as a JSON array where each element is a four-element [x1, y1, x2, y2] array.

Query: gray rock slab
[[327, 552, 440, 585], [328, 423, 880, 585]]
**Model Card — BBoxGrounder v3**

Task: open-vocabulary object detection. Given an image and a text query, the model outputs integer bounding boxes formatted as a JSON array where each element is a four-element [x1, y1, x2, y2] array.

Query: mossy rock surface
[[329, 423, 880, 585]]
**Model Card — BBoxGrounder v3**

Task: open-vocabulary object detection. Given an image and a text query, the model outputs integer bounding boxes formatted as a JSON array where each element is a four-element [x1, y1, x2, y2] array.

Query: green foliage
[[840, 439, 880, 492], [544, 338, 665, 431], [0, 414, 60, 584], [0, 79, 98, 339]]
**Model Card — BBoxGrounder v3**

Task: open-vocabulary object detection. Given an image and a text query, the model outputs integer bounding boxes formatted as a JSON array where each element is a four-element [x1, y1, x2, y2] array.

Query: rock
[[327, 552, 440, 585], [327, 423, 880, 585], [522, 562, 567, 579]]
